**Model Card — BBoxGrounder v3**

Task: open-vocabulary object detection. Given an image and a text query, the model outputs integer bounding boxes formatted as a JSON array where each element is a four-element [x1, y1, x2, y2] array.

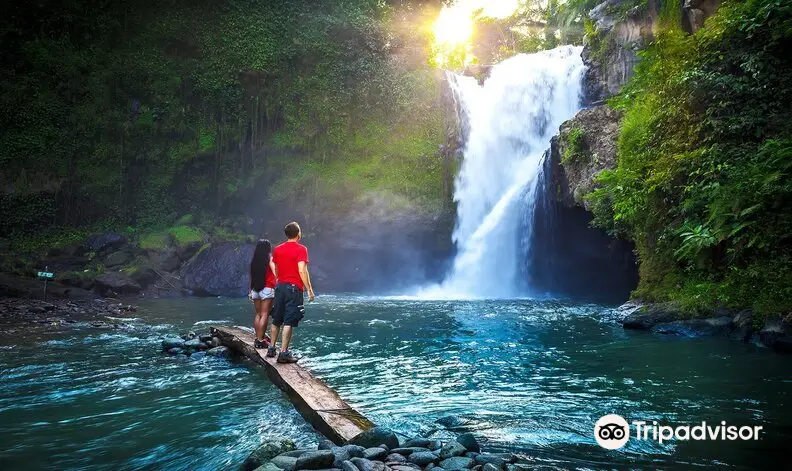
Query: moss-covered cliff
[[555, 0, 792, 319]]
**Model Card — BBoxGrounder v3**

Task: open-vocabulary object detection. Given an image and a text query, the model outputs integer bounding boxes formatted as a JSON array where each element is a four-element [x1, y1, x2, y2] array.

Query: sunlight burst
[[432, 0, 522, 68]]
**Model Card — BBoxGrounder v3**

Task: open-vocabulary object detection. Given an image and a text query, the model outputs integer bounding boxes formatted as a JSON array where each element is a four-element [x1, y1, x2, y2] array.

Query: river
[[1, 296, 790, 470]]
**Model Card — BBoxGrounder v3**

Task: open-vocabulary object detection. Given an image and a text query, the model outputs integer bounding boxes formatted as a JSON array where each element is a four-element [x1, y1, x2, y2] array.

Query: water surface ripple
[[1, 296, 790, 470]]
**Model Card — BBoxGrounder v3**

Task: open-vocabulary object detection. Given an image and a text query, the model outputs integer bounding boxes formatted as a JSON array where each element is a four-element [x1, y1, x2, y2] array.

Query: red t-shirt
[[264, 263, 276, 289], [272, 241, 309, 291]]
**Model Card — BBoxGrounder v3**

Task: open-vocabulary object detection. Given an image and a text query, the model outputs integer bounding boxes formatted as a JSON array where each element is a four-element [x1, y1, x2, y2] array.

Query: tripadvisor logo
[[594, 414, 764, 449]]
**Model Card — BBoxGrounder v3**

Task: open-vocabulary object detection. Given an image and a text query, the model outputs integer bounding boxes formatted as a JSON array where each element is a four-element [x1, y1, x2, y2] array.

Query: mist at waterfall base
[[417, 46, 635, 302]]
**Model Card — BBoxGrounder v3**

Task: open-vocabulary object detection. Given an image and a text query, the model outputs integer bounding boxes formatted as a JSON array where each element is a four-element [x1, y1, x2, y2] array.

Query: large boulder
[[180, 242, 253, 296], [94, 272, 141, 296], [85, 232, 127, 254], [242, 439, 297, 471]]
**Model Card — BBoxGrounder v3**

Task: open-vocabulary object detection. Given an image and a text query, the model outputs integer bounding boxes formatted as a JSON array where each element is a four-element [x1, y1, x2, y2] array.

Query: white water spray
[[422, 46, 584, 299]]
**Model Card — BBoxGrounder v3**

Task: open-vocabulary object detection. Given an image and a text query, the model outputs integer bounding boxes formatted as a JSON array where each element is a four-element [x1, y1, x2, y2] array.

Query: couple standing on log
[[248, 221, 316, 364]]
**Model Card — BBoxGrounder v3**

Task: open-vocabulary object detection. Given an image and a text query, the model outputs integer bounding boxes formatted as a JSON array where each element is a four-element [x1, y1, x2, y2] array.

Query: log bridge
[[211, 326, 375, 444]]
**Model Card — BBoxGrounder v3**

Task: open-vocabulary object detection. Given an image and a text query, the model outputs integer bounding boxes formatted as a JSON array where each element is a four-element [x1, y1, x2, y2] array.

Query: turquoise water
[[1, 296, 791, 470]]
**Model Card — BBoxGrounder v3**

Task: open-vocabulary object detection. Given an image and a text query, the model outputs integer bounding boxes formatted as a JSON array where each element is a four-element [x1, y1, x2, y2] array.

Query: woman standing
[[249, 239, 277, 349]]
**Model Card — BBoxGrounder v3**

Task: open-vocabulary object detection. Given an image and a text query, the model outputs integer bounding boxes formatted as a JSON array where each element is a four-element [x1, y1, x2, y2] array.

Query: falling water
[[424, 46, 584, 298]]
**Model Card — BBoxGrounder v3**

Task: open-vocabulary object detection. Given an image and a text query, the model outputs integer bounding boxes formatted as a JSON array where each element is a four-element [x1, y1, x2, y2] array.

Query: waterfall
[[422, 46, 584, 299]]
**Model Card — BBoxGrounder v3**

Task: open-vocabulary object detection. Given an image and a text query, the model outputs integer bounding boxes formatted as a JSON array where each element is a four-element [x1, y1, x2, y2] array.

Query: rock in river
[[184, 338, 208, 350], [206, 346, 230, 358], [162, 337, 186, 350]]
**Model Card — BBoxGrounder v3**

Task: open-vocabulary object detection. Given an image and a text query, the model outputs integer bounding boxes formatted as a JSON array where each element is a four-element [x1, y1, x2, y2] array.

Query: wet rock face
[[180, 242, 253, 297], [550, 105, 622, 209]]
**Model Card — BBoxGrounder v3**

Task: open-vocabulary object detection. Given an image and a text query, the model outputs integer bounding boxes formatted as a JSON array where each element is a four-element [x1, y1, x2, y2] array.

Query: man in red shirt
[[267, 221, 316, 363]]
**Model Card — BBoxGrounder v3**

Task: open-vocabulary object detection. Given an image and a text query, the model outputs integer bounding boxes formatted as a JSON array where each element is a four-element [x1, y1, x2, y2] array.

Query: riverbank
[[617, 301, 792, 354], [0, 296, 138, 333]]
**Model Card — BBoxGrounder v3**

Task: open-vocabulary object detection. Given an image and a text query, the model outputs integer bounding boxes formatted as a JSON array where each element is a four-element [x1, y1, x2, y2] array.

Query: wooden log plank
[[211, 326, 374, 444]]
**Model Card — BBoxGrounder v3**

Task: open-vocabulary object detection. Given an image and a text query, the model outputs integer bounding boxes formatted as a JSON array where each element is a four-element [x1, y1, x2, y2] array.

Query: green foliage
[[0, 0, 448, 238], [589, 0, 792, 315], [167, 225, 204, 247], [139, 231, 170, 250], [562, 126, 588, 164]]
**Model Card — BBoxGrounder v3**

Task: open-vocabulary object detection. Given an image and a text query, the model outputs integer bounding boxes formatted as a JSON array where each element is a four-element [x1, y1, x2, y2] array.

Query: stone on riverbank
[[440, 456, 474, 469], [474, 454, 509, 468], [456, 433, 480, 453], [243, 440, 297, 471], [296, 450, 336, 470], [349, 458, 384, 471], [339, 445, 365, 458], [438, 442, 467, 459], [391, 447, 429, 456], [281, 449, 317, 458], [272, 455, 298, 471], [407, 451, 438, 466], [347, 426, 399, 450], [340, 461, 359, 471], [254, 464, 282, 471], [362, 448, 387, 461], [403, 438, 431, 448], [386, 453, 406, 463]]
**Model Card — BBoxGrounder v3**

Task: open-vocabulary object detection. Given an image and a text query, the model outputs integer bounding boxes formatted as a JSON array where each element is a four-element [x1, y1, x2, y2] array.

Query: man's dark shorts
[[271, 283, 305, 327]]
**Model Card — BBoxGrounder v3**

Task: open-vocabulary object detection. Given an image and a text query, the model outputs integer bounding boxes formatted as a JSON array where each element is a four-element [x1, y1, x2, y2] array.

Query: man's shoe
[[266, 346, 277, 358], [254, 338, 268, 349], [276, 350, 299, 364]]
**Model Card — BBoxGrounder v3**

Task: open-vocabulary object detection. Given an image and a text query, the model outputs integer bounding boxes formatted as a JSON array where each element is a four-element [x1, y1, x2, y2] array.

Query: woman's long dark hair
[[251, 239, 272, 270]]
